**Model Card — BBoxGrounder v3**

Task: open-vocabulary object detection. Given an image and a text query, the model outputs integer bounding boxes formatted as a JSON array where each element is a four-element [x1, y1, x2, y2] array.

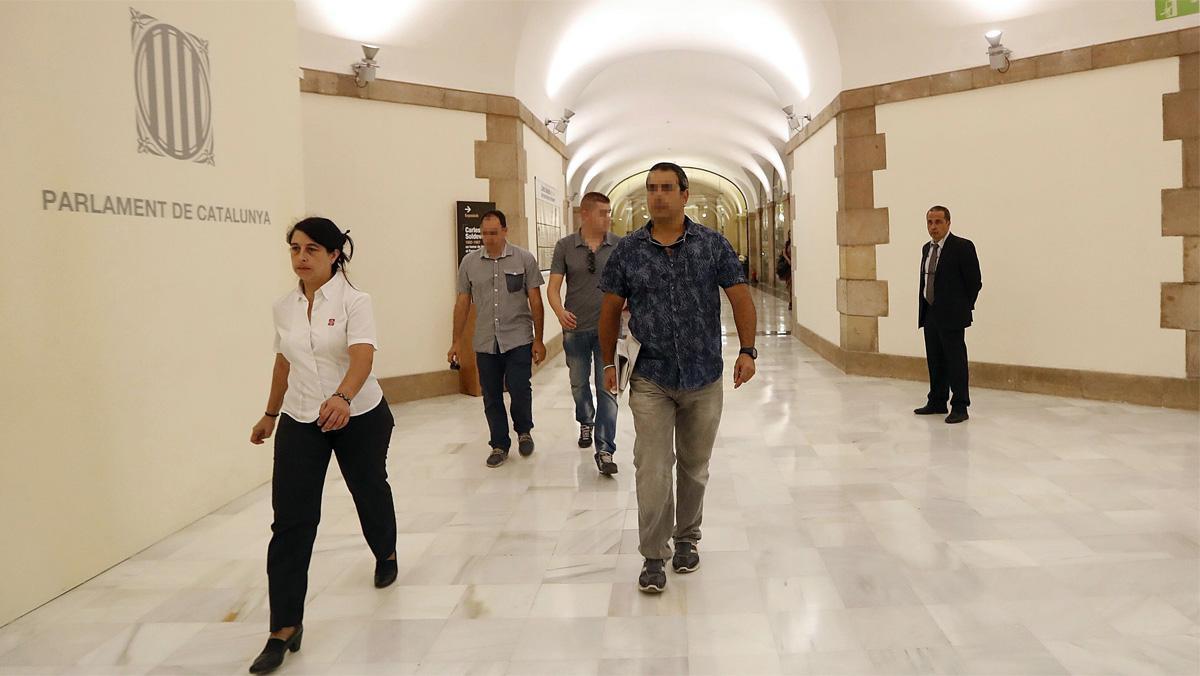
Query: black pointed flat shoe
[[374, 556, 398, 588], [249, 625, 302, 674]]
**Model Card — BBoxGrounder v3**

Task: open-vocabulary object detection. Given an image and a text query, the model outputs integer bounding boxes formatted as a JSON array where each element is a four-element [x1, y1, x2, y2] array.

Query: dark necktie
[[925, 243, 940, 304]]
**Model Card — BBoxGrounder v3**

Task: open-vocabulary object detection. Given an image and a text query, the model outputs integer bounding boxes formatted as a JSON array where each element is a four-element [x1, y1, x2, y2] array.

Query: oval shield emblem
[[132, 9, 213, 164]]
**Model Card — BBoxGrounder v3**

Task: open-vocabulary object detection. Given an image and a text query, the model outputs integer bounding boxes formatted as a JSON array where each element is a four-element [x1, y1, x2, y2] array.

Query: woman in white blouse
[[247, 217, 397, 675]]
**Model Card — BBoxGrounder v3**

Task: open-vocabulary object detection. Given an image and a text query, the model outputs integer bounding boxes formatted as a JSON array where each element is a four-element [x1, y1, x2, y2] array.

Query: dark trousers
[[476, 342, 534, 451], [267, 400, 396, 631], [923, 318, 971, 410]]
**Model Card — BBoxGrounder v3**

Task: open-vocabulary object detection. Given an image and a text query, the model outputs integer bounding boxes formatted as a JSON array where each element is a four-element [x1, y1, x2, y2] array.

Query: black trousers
[[475, 342, 534, 451], [923, 318, 971, 410], [267, 399, 396, 631]]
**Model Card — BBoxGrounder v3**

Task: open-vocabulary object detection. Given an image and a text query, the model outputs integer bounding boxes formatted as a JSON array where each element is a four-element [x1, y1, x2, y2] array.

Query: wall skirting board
[[380, 332, 565, 403]]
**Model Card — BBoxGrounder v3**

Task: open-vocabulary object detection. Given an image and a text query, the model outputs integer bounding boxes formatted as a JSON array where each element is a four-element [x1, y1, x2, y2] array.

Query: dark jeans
[[476, 342, 534, 451], [923, 319, 971, 410], [267, 400, 396, 631], [563, 330, 618, 454]]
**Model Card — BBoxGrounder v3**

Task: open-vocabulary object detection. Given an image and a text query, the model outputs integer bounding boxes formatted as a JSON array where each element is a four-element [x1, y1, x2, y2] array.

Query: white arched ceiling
[[513, 0, 842, 209], [563, 51, 790, 203], [294, 1, 1194, 209]]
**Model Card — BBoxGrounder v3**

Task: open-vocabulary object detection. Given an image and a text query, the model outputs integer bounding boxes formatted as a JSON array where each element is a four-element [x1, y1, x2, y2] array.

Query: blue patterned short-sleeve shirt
[[600, 217, 747, 391]]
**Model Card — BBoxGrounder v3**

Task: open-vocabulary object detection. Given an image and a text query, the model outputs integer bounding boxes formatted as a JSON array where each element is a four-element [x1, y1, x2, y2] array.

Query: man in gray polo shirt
[[448, 210, 546, 468], [548, 192, 621, 475]]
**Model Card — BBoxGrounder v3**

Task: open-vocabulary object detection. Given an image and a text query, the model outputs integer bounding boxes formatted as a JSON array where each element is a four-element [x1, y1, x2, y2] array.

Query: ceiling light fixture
[[783, 105, 811, 135], [352, 44, 379, 87], [985, 30, 1012, 72], [545, 108, 575, 135]]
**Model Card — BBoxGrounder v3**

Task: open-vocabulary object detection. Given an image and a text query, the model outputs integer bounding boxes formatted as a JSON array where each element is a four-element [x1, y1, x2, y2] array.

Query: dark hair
[[580, 192, 610, 209], [928, 205, 951, 222], [647, 162, 689, 191], [481, 209, 507, 229], [287, 216, 354, 276]]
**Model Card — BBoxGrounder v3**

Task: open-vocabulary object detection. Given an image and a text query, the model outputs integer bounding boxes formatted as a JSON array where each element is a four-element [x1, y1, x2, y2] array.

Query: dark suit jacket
[[918, 232, 981, 329]]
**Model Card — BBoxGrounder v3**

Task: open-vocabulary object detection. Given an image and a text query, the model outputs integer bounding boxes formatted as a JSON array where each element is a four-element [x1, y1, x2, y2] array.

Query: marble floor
[[2, 289, 1198, 675]]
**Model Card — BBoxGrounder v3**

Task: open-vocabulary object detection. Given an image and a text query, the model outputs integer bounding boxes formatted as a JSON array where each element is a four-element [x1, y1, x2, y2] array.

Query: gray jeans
[[628, 374, 724, 560]]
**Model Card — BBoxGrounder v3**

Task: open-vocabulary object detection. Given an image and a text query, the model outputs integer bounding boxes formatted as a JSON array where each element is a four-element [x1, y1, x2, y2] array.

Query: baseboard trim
[[793, 323, 1199, 411], [379, 332, 566, 403]]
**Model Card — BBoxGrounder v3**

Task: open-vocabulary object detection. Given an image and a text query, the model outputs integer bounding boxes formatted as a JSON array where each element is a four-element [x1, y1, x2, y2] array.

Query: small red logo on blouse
[[328, 318, 336, 326]]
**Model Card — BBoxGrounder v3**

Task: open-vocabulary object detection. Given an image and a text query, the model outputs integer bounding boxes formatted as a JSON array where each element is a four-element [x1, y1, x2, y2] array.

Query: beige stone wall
[[300, 93, 489, 379], [0, 1, 306, 625], [874, 59, 1183, 379], [791, 123, 841, 347], [786, 28, 1198, 408]]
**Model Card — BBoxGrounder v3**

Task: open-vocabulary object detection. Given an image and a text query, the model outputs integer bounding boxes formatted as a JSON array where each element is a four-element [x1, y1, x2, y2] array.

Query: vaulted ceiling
[[295, 0, 1191, 208]]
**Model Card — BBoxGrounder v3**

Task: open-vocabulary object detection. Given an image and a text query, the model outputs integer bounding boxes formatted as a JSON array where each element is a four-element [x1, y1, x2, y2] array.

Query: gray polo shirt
[[457, 243, 545, 354], [550, 231, 621, 333]]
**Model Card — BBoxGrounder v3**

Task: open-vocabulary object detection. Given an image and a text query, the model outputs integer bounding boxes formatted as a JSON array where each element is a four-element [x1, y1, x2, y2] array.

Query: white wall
[[829, 1, 1198, 90], [0, 1, 305, 625], [301, 94, 489, 377], [791, 123, 841, 346], [524, 125, 568, 347], [875, 59, 1183, 378]]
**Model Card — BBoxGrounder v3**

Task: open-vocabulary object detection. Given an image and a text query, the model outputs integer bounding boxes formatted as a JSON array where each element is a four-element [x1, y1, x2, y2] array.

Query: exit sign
[[1157, 0, 1199, 20]]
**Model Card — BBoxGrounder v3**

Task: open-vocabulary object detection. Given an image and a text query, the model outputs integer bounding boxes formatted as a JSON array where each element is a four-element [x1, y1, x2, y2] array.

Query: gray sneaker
[[638, 558, 666, 593], [517, 433, 535, 457], [672, 541, 700, 573], [595, 451, 618, 476], [485, 447, 508, 468]]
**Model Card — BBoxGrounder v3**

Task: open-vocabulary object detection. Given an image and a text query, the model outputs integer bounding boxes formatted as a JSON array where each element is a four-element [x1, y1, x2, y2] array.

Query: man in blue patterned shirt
[[598, 162, 758, 593]]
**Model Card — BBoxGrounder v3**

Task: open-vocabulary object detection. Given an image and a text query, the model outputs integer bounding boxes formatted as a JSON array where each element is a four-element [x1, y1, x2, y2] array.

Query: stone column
[[1162, 52, 1199, 380], [835, 100, 889, 353]]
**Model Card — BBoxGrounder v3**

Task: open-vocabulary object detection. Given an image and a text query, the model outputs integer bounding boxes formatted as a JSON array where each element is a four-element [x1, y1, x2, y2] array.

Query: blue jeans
[[475, 343, 533, 451], [562, 330, 618, 454]]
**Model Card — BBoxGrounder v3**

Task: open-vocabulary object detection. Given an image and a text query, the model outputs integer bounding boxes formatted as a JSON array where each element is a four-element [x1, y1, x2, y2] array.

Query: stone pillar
[[835, 102, 888, 353], [1162, 52, 1199, 379], [476, 114, 528, 247]]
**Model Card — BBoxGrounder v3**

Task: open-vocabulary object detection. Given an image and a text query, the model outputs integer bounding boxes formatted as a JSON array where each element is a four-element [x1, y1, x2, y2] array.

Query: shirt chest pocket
[[504, 270, 526, 293]]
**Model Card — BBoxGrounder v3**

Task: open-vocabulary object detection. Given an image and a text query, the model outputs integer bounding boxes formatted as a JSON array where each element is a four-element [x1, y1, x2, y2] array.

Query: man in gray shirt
[[448, 210, 546, 468], [548, 192, 621, 475]]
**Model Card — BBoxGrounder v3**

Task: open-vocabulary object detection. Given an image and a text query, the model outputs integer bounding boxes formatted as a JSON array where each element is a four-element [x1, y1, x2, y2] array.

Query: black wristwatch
[[739, 347, 758, 360]]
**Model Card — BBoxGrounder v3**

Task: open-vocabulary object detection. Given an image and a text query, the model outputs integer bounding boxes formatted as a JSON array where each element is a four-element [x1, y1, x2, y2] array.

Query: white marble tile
[[2, 288, 1196, 676], [529, 582, 612, 618]]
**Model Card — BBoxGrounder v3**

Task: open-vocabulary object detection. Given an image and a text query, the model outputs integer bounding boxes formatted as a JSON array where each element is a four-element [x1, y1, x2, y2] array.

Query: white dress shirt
[[272, 272, 383, 423]]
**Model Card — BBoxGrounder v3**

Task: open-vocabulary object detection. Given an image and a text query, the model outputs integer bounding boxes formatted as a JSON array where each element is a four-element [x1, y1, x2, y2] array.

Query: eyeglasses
[[587, 250, 596, 273]]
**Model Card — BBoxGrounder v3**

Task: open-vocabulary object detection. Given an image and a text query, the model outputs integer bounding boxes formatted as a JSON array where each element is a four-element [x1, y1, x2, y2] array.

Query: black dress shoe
[[945, 409, 969, 424], [249, 626, 302, 674], [374, 556, 398, 588], [913, 404, 949, 415]]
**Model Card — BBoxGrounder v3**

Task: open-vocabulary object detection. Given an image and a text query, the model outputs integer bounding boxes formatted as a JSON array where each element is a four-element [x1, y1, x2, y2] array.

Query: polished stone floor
[[1, 289, 1197, 675]]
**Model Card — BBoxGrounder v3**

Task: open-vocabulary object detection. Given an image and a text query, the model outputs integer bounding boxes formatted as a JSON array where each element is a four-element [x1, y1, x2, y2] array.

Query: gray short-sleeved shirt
[[549, 231, 621, 333], [457, 243, 545, 354]]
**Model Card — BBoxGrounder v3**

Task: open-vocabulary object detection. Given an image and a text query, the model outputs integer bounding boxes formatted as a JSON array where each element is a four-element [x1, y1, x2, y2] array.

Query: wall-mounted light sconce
[[985, 30, 1012, 72], [352, 44, 380, 87], [783, 105, 811, 135], [545, 108, 575, 135]]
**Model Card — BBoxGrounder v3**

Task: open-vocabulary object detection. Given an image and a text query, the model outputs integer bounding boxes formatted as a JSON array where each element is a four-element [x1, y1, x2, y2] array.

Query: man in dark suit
[[915, 205, 981, 424]]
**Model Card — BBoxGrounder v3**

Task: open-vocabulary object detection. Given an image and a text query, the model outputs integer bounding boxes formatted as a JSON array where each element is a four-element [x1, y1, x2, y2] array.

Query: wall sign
[[534, 177, 563, 272], [457, 200, 494, 264]]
